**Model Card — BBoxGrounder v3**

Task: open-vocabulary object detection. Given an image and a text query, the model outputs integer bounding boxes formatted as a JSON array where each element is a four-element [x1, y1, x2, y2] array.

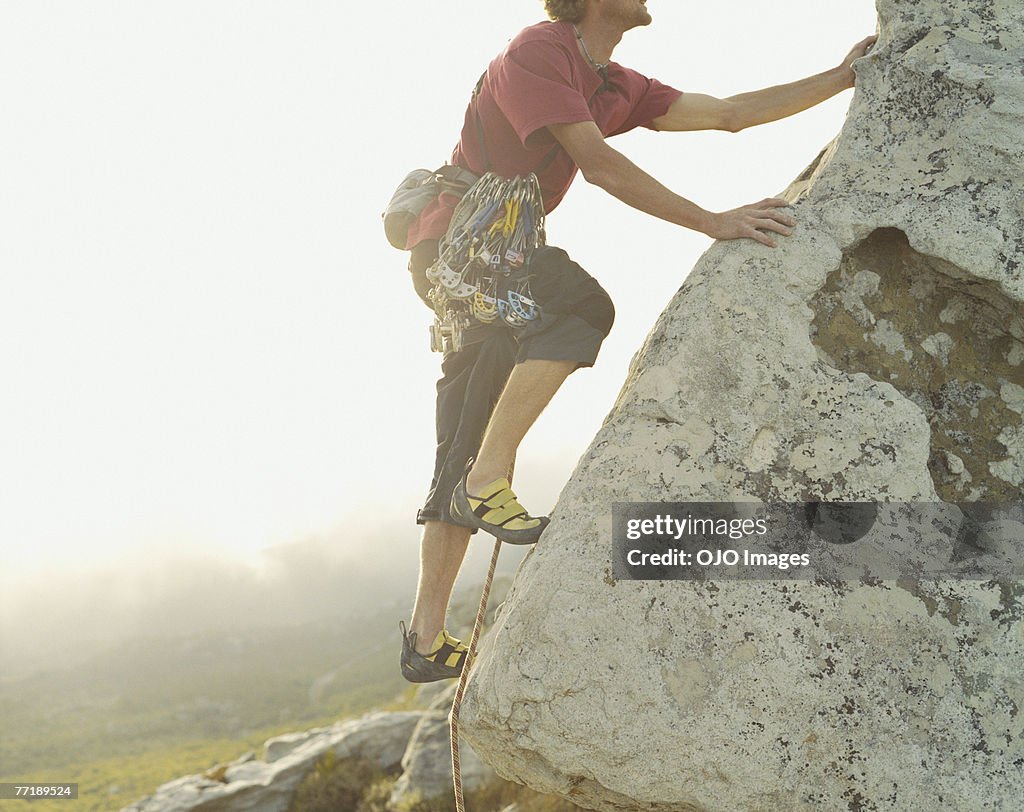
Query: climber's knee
[[577, 286, 615, 337], [513, 247, 616, 369]]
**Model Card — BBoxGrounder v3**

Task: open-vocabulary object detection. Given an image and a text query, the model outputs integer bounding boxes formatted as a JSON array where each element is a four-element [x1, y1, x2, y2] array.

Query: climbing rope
[[450, 537, 502, 812]]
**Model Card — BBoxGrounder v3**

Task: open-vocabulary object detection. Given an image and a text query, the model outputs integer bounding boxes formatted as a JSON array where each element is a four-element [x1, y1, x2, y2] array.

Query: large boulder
[[459, 0, 1024, 810]]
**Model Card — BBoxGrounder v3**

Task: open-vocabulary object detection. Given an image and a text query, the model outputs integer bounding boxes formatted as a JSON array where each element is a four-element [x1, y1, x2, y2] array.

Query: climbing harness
[[426, 172, 546, 353], [449, 537, 502, 812]]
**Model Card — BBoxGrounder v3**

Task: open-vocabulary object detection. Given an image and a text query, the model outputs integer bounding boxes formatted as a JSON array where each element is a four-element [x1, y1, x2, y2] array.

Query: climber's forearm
[[726, 66, 850, 131], [586, 147, 713, 234], [590, 148, 798, 248], [548, 120, 713, 234], [548, 119, 797, 247]]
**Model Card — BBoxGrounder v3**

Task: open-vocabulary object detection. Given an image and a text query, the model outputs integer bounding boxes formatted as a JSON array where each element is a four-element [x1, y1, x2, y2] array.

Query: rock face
[[460, 1, 1024, 810]]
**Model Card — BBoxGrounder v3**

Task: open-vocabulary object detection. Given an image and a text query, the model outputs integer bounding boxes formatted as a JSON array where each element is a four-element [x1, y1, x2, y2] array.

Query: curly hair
[[542, 0, 587, 23]]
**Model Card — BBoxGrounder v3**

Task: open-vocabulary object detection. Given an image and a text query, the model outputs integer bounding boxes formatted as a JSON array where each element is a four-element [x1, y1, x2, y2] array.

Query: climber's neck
[[575, 1, 653, 66]]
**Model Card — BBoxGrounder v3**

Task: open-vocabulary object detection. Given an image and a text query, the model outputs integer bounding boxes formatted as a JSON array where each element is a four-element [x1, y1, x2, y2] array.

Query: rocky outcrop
[[460, 1, 1024, 810], [121, 702, 495, 812], [389, 708, 496, 808], [122, 711, 421, 812]]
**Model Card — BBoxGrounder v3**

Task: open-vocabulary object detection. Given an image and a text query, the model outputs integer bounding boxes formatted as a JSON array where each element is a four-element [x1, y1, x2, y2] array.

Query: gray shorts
[[409, 240, 615, 528]]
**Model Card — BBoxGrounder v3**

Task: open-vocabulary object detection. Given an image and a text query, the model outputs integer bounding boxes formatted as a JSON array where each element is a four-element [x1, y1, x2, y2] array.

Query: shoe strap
[[483, 488, 517, 509], [470, 481, 521, 520], [481, 499, 530, 526], [426, 629, 468, 668], [468, 477, 512, 504], [442, 630, 468, 652], [426, 628, 468, 653]]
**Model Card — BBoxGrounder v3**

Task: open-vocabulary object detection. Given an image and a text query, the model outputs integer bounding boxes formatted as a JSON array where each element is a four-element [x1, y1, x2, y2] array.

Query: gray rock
[[263, 729, 328, 763], [413, 678, 458, 712], [459, 0, 1024, 809], [389, 710, 497, 808], [121, 711, 421, 812]]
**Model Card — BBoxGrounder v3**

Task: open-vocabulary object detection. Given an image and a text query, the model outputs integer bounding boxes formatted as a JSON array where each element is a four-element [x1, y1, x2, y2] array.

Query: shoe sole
[[401, 663, 461, 683]]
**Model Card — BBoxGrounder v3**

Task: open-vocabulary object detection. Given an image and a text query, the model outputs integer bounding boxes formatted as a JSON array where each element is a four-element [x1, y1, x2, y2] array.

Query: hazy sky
[[0, 2, 878, 594]]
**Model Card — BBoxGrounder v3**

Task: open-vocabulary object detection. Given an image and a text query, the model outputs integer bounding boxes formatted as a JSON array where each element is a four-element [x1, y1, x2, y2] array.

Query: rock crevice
[[810, 227, 1024, 499]]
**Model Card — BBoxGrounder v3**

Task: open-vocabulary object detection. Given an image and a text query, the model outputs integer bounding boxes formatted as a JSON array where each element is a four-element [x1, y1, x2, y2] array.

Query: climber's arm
[[648, 93, 741, 133], [549, 120, 711, 231], [547, 120, 796, 247], [650, 34, 877, 133], [651, 69, 847, 133]]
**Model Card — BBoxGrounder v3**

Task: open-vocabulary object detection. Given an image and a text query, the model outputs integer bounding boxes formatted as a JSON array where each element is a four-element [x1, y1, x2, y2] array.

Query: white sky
[[0, 2, 878, 586]]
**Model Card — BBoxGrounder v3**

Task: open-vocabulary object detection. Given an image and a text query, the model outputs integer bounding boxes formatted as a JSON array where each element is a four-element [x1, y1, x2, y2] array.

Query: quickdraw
[[426, 172, 546, 353]]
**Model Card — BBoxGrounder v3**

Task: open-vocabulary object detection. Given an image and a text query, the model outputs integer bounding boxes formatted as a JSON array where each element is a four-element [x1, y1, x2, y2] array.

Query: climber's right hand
[[704, 198, 797, 249]]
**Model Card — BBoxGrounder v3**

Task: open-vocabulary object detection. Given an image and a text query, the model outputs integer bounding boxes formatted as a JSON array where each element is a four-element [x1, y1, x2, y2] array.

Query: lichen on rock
[[459, 0, 1024, 809]]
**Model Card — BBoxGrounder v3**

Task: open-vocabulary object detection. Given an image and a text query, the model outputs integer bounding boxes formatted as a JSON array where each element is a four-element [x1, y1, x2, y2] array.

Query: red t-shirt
[[405, 20, 683, 248]]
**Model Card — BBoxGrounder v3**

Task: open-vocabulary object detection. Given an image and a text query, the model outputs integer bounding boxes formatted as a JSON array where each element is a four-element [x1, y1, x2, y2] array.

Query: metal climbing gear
[[426, 172, 546, 353]]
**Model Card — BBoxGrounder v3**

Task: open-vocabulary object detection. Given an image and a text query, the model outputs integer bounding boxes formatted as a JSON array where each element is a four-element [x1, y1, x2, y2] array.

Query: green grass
[[0, 712, 350, 812], [0, 609, 410, 811], [0, 579, 519, 811]]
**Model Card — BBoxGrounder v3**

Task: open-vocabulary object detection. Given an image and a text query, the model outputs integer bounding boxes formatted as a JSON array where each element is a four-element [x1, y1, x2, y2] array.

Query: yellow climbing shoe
[[451, 467, 548, 545], [399, 621, 470, 683]]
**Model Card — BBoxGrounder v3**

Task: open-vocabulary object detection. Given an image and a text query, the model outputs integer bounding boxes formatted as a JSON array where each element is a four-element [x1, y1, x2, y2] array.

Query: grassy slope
[[0, 574, 520, 812], [0, 603, 413, 811]]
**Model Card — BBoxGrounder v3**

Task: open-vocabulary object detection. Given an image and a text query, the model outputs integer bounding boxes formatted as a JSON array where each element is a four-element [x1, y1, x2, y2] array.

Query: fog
[[0, 0, 878, 693], [0, 506, 536, 683]]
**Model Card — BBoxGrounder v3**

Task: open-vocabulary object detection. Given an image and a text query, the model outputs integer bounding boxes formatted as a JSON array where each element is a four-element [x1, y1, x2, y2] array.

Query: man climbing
[[400, 0, 876, 682]]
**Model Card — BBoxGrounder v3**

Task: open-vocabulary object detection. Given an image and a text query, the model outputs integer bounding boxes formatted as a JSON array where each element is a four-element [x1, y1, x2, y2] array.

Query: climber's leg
[[453, 246, 615, 543], [404, 236, 536, 677], [465, 359, 576, 491]]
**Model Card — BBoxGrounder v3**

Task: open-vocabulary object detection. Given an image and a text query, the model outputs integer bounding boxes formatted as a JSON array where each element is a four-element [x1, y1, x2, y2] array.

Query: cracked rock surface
[[460, 0, 1024, 809]]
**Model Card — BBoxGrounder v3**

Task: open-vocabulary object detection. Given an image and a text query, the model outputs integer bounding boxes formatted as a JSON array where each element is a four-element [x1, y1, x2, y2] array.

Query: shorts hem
[[416, 508, 480, 533], [515, 314, 605, 368]]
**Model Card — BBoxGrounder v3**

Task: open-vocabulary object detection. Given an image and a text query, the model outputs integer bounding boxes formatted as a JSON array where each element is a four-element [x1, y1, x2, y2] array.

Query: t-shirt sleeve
[[489, 41, 595, 147], [607, 70, 684, 136]]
